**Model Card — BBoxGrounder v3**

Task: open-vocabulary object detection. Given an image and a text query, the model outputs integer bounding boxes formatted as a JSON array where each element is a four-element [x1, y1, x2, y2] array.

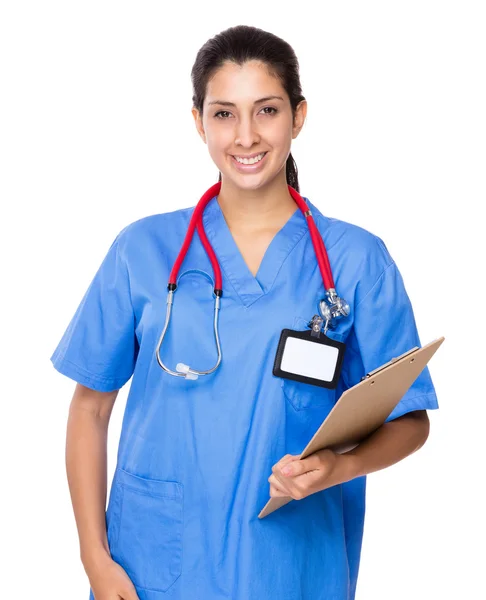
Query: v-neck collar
[[202, 194, 311, 307]]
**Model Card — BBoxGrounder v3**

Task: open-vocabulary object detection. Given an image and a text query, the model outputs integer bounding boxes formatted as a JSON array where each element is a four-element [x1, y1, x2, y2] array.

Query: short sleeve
[[50, 231, 138, 392], [340, 259, 439, 421]]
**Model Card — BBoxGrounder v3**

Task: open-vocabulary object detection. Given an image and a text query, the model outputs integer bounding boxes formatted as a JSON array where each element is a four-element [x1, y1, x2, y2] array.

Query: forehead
[[205, 60, 285, 103]]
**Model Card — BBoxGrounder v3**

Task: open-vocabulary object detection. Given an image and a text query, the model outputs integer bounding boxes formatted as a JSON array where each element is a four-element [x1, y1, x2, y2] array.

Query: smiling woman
[[191, 31, 306, 199], [50, 24, 440, 600], [201, 66, 302, 186]]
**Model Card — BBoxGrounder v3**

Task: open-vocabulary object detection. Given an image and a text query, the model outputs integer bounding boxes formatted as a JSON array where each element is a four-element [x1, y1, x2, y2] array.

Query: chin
[[221, 166, 279, 190], [224, 174, 271, 191]]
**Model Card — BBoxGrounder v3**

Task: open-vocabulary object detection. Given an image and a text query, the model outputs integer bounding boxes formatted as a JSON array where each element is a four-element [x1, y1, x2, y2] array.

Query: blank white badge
[[281, 336, 339, 381], [272, 328, 346, 389]]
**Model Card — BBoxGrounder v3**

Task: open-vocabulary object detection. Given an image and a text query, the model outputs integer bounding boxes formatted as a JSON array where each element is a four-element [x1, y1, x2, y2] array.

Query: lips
[[230, 151, 269, 172]]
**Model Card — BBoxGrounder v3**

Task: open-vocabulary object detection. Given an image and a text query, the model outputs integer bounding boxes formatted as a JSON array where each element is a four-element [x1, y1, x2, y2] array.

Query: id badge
[[272, 326, 346, 389]]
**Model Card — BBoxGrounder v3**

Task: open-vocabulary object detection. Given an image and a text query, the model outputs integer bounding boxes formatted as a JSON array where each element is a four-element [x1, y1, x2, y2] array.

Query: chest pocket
[[280, 316, 347, 412]]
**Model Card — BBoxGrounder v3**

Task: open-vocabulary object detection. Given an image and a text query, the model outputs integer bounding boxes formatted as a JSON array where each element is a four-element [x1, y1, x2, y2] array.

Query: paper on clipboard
[[258, 336, 445, 519]]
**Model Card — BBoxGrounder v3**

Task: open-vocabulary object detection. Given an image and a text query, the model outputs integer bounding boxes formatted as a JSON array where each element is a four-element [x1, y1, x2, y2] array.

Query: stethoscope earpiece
[[176, 363, 199, 380]]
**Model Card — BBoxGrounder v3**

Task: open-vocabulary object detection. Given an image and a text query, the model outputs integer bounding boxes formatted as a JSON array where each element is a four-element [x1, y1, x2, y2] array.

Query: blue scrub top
[[51, 195, 439, 600]]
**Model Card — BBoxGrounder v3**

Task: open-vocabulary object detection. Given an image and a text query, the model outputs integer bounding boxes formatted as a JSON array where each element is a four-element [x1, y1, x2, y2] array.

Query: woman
[[51, 25, 439, 600]]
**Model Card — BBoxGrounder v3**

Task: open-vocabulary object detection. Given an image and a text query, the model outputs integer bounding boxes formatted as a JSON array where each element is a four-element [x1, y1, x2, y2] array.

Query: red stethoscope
[[155, 181, 350, 382]]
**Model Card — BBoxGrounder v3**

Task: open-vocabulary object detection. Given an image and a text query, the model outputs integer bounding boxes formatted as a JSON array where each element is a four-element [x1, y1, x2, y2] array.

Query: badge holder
[[273, 291, 350, 390]]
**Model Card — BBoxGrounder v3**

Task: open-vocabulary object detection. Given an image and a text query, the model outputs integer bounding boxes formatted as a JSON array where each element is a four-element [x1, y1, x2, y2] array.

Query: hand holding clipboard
[[258, 336, 445, 519]]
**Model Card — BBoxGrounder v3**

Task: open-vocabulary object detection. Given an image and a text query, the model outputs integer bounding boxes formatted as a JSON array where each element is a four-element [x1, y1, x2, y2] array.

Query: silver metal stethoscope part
[[154, 182, 350, 379], [318, 288, 350, 333], [155, 290, 222, 379]]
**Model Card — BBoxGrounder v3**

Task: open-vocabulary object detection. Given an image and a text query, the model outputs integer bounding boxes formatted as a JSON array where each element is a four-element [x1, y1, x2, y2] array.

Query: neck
[[216, 173, 298, 234]]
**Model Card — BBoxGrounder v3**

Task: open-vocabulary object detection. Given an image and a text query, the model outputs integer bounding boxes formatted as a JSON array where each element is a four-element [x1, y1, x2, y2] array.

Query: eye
[[214, 110, 232, 119], [214, 106, 278, 119]]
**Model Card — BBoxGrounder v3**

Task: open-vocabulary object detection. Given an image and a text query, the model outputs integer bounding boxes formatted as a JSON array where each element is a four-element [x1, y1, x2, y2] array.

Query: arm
[[271, 245, 438, 498], [66, 383, 117, 572], [51, 231, 141, 597], [270, 410, 431, 498], [342, 409, 430, 479], [66, 384, 141, 599]]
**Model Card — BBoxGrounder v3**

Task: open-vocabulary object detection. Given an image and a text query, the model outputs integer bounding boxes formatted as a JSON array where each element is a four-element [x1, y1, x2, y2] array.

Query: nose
[[234, 115, 261, 148]]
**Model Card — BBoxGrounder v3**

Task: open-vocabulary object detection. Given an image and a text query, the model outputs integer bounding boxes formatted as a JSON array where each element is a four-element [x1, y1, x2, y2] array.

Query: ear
[[292, 100, 307, 139], [192, 107, 207, 144]]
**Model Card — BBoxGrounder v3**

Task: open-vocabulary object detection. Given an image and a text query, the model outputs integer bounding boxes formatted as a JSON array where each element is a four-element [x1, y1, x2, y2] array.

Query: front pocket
[[280, 316, 346, 411], [109, 467, 183, 593]]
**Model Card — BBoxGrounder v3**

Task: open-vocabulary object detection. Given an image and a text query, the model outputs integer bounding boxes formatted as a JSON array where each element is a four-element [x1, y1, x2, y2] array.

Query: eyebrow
[[207, 95, 285, 107]]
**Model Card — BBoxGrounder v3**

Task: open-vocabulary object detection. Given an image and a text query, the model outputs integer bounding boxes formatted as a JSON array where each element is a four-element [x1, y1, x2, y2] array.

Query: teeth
[[234, 152, 265, 165]]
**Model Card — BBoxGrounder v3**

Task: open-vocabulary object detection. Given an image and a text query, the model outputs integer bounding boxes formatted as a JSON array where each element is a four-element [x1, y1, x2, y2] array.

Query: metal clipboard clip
[[361, 346, 419, 381]]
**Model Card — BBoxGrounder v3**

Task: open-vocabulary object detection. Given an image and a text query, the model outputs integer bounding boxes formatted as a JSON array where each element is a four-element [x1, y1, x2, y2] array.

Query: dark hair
[[191, 25, 306, 192]]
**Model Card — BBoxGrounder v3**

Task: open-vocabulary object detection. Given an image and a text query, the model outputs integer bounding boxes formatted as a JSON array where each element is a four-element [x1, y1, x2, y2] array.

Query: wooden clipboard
[[258, 336, 445, 519]]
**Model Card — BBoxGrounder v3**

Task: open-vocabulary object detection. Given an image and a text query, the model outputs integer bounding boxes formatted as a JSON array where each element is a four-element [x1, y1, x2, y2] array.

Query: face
[[192, 60, 307, 191]]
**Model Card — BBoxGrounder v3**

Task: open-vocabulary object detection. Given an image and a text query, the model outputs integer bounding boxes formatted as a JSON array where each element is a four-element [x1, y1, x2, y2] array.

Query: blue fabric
[[52, 195, 439, 600]]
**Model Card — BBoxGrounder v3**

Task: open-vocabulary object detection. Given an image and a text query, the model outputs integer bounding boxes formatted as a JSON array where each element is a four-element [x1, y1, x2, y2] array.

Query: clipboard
[[258, 336, 445, 519]]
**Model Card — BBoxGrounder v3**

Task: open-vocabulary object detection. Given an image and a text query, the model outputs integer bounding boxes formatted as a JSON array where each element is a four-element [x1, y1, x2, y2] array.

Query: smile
[[233, 152, 267, 165]]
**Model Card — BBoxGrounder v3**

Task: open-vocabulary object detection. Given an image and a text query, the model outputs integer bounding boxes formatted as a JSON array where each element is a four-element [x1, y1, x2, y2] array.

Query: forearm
[[272, 411, 431, 498], [65, 386, 115, 572], [341, 410, 430, 481]]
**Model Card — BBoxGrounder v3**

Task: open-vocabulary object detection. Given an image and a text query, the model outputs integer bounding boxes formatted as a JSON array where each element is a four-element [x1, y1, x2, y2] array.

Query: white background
[[1, 1, 484, 598]]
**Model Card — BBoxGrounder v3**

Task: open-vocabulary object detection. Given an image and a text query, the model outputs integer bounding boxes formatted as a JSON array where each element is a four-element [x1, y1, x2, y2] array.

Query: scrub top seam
[[355, 260, 396, 309], [387, 390, 439, 420], [254, 225, 311, 302], [202, 197, 330, 308], [51, 354, 131, 386], [202, 215, 249, 305], [115, 234, 137, 315], [203, 207, 263, 307], [399, 390, 437, 404]]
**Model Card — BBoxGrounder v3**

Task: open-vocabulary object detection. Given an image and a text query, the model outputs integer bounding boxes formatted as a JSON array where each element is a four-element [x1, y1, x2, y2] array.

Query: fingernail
[[282, 466, 292, 476]]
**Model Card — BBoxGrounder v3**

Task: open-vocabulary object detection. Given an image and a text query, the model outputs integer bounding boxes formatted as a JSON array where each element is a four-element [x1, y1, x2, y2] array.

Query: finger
[[270, 472, 306, 500], [272, 454, 293, 469], [120, 585, 140, 600], [272, 454, 300, 474], [269, 480, 289, 497], [280, 453, 321, 478], [269, 472, 300, 499]]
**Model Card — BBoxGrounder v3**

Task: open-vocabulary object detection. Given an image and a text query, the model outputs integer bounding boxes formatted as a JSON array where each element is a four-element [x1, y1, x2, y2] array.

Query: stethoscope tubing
[[169, 182, 223, 292], [168, 181, 335, 295], [156, 181, 341, 379]]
